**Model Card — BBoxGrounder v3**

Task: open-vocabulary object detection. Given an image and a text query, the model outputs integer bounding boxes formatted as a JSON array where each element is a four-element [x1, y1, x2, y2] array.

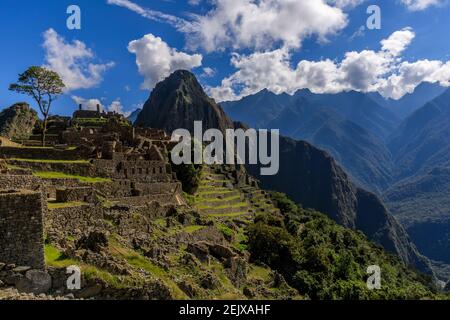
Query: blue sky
[[1, 0, 450, 117]]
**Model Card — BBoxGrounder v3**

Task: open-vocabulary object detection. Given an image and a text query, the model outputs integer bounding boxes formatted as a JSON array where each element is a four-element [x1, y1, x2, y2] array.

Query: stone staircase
[[193, 166, 280, 220]]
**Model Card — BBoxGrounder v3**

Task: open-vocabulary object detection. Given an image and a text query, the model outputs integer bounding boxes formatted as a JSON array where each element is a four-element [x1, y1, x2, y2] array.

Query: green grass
[[45, 244, 77, 267], [34, 171, 111, 183], [109, 237, 188, 299], [47, 201, 88, 209], [45, 244, 130, 289], [10, 158, 89, 164], [19, 146, 54, 149], [218, 224, 234, 237], [248, 265, 271, 281], [197, 189, 235, 196], [208, 212, 250, 218], [197, 202, 248, 210], [196, 195, 242, 203], [183, 225, 205, 233], [183, 192, 196, 206], [6, 164, 24, 170], [154, 218, 167, 228]]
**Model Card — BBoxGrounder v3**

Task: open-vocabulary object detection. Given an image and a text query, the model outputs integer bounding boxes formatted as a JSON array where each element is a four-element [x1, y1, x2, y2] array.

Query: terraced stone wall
[[0, 190, 45, 269]]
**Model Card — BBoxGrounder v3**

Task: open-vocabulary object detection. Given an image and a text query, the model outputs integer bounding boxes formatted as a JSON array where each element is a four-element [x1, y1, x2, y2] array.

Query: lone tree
[[9, 66, 65, 146]]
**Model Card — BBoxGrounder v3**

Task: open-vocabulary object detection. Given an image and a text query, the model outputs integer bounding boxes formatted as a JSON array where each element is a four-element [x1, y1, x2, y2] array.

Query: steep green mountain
[[248, 192, 437, 300], [0, 102, 38, 141], [245, 136, 432, 275], [136, 70, 234, 134]]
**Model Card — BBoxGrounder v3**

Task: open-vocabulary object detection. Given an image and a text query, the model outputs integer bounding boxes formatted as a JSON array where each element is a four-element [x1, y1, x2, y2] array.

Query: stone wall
[[56, 187, 96, 203], [8, 159, 98, 177], [0, 146, 87, 160], [0, 174, 41, 190], [0, 190, 45, 269]]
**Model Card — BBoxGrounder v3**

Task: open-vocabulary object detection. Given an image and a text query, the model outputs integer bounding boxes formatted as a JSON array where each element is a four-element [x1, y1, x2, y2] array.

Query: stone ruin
[[0, 189, 45, 269], [0, 104, 183, 277]]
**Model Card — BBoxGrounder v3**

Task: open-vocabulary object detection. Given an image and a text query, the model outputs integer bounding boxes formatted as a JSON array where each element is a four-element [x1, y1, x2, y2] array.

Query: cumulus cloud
[[128, 34, 203, 90], [208, 28, 450, 101], [187, 0, 349, 52], [43, 29, 114, 91], [108, 99, 131, 117], [71, 96, 131, 117], [327, 0, 366, 8], [72, 96, 104, 111], [400, 0, 445, 11], [380, 27, 415, 57], [109, 0, 349, 52]]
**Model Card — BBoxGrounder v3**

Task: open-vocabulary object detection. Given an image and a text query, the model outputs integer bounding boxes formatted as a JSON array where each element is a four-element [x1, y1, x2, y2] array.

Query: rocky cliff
[[0, 103, 37, 141], [136, 70, 234, 135]]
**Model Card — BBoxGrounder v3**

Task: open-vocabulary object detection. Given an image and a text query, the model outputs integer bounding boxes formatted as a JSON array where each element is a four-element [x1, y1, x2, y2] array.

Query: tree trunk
[[42, 116, 48, 147]]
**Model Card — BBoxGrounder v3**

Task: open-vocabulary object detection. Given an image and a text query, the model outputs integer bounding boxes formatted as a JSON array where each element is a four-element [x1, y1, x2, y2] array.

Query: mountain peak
[[135, 70, 234, 134]]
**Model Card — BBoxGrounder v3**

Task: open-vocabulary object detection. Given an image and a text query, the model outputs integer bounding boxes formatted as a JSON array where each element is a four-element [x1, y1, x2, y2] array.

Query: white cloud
[[127, 33, 202, 90], [72, 96, 104, 111], [400, 0, 445, 11], [380, 60, 450, 98], [188, 0, 202, 5], [43, 29, 114, 91], [327, 0, 366, 8], [108, 99, 131, 117], [106, 0, 189, 30], [380, 27, 415, 57], [202, 67, 216, 78], [208, 28, 450, 101], [187, 0, 349, 52], [109, 0, 349, 53], [71, 96, 131, 117]]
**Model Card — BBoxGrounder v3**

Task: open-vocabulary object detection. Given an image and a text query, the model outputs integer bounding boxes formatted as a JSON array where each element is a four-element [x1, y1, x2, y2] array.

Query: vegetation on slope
[[247, 192, 438, 300]]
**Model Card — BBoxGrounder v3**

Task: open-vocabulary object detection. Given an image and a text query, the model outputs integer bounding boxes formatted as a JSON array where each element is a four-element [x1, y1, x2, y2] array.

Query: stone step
[[196, 195, 244, 207], [203, 173, 227, 181], [200, 180, 231, 188], [197, 203, 250, 216], [209, 212, 254, 220], [196, 189, 240, 199], [247, 192, 268, 202]]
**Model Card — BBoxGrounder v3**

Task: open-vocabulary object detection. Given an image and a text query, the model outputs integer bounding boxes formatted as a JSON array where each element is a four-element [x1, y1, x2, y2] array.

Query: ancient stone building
[[0, 189, 45, 269]]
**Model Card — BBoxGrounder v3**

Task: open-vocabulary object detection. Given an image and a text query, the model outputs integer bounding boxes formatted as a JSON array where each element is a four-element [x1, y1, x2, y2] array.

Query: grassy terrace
[[208, 212, 250, 218], [44, 244, 145, 291], [196, 202, 248, 210], [10, 158, 89, 164], [47, 201, 88, 209], [34, 171, 111, 183]]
